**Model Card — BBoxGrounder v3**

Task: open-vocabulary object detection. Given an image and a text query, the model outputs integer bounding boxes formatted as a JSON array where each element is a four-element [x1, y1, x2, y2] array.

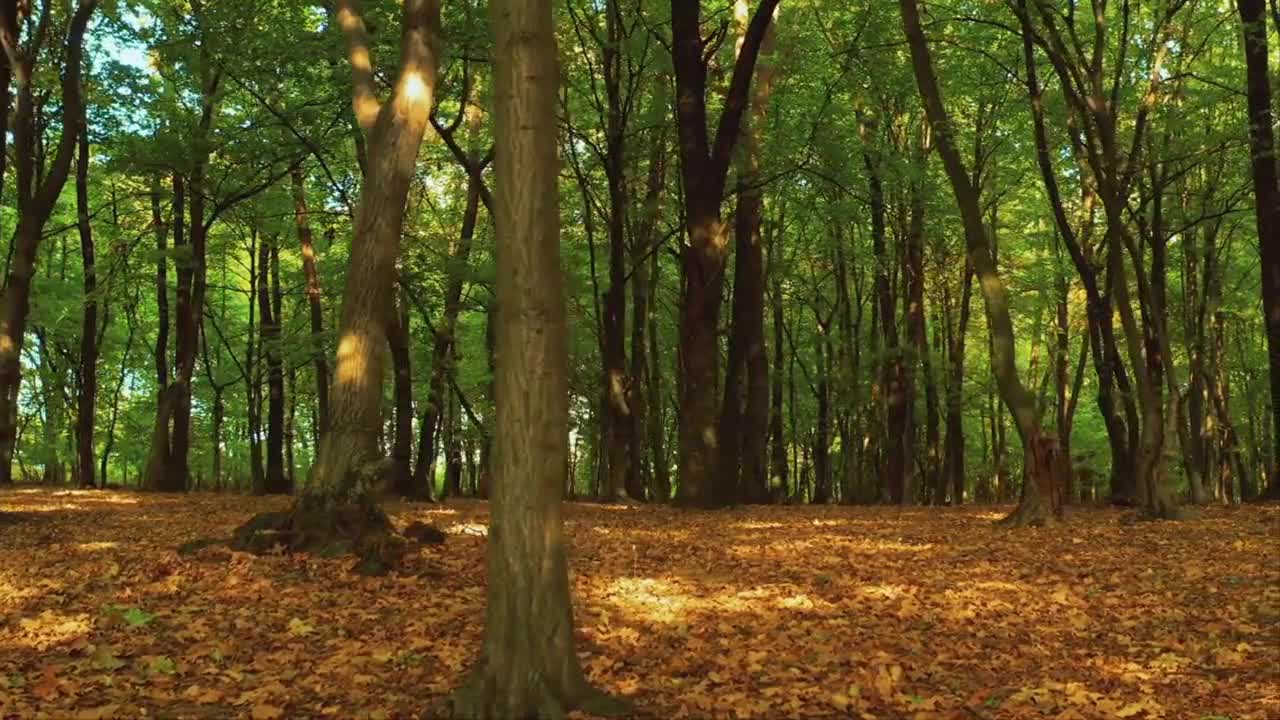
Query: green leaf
[[149, 656, 177, 675], [120, 607, 155, 628]]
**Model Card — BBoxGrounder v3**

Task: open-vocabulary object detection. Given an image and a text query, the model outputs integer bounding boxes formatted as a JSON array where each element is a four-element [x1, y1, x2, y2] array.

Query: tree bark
[[0, 0, 97, 485], [388, 295, 414, 495], [900, 0, 1057, 525], [257, 235, 287, 493], [768, 245, 788, 499], [670, 0, 779, 507], [301, 0, 440, 503], [720, 1, 776, 506], [1236, 0, 1280, 495], [291, 167, 330, 439], [74, 104, 97, 488], [443, 1, 629, 716], [234, 0, 442, 573]]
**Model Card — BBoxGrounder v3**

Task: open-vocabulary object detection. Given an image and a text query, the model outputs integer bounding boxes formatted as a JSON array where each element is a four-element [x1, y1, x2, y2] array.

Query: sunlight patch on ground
[[603, 577, 708, 622], [731, 521, 788, 530], [13, 610, 93, 651], [445, 522, 487, 537], [50, 491, 140, 505], [0, 574, 42, 609]]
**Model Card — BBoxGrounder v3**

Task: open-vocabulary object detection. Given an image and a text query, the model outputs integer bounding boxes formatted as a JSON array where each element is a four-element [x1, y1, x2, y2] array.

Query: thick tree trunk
[[900, 0, 1055, 525], [75, 110, 97, 488], [1236, 0, 1280, 494], [0, 1, 96, 485], [444, 1, 629, 716], [234, 0, 442, 574], [291, 167, 330, 439]]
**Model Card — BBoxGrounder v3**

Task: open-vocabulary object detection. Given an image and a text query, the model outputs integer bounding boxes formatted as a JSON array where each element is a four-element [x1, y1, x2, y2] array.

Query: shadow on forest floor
[[1, 486, 1277, 719]]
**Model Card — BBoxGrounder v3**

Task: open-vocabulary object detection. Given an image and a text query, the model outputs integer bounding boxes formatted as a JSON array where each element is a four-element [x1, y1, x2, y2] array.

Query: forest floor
[[0, 488, 1276, 720]]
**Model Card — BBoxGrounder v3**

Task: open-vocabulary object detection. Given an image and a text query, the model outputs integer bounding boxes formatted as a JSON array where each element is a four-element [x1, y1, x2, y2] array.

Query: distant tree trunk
[[258, 235, 287, 494], [670, 0, 780, 507], [0, 1, 97, 485], [412, 164, 485, 498], [1016, 0, 1135, 504], [444, 1, 630, 715], [720, 1, 776, 506], [864, 125, 907, 504], [101, 288, 138, 486], [291, 167, 330, 438], [768, 243, 788, 499], [903, 166, 930, 504], [246, 230, 265, 494], [901, 0, 1057, 525], [75, 107, 98, 489], [1236, 0, 1280, 495], [647, 252, 671, 501], [598, 0, 634, 504], [942, 265, 973, 505], [444, 385, 463, 497], [142, 175, 178, 490], [388, 296, 414, 495], [629, 124, 666, 501], [812, 313, 832, 503]]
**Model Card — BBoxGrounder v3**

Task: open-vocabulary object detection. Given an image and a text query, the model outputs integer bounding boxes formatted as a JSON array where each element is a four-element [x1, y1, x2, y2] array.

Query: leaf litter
[[1, 488, 1276, 719]]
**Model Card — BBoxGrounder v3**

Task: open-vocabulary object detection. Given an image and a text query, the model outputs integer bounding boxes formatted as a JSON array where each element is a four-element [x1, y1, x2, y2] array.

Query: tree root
[[228, 494, 416, 576], [998, 500, 1057, 528], [432, 665, 634, 720]]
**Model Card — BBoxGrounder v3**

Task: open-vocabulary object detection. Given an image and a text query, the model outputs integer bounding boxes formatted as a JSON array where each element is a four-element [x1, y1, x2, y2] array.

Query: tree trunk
[[768, 244, 788, 500], [900, 0, 1056, 525], [388, 296, 414, 496], [246, 230, 265, 495], [411, 168, 484, 498], [647, 251, 671, 501], [444, 1, 629, 715], [233, 0, 441, 573], [942, 265, 973, 505], [720, 1, 776, 507], [1236, 0, 1280, 494], [258, 236, 287, 494], [0, 1, 97, 485], [903, 166, 930, 504], [75, 107, 97, 488], [597, 0, 634, 504], [670, 0, 779, 507], [142, 174, 180, 490], [812, 318, 832, 503], [291, 167, 330, 439], [1016, 0, 1136, 505]]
